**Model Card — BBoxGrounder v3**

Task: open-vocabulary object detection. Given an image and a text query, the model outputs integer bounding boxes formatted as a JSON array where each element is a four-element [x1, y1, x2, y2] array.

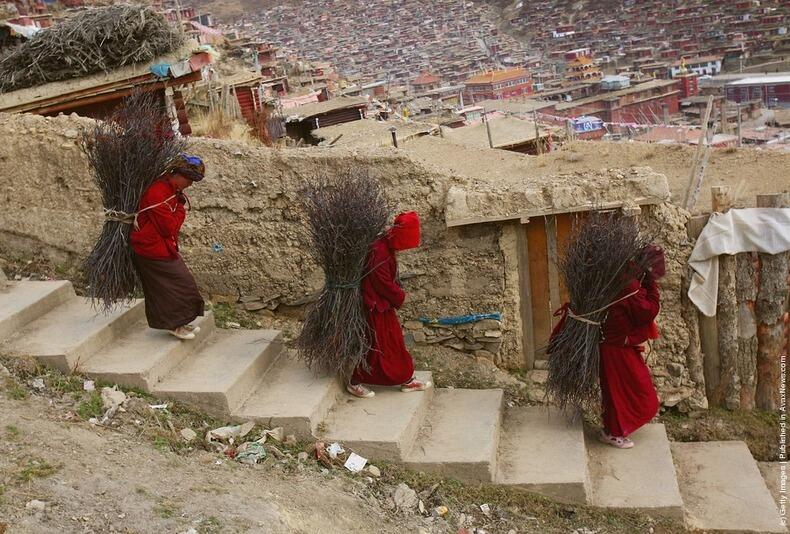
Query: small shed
[[284, 96, 368, 143]]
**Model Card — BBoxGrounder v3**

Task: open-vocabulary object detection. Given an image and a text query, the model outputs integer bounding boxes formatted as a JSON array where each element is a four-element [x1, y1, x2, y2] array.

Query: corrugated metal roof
[[728, 75, 790, 86]]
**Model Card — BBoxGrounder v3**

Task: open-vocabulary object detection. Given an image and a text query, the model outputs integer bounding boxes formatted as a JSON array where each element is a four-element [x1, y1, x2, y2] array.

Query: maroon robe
[[599, 275, 661, 437], [352, 237, 415, 386]]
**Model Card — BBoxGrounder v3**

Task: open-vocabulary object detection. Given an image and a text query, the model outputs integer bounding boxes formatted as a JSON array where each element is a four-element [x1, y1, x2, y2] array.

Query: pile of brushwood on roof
[[0, 5, 184, 93], [296, 169, 392, 383]]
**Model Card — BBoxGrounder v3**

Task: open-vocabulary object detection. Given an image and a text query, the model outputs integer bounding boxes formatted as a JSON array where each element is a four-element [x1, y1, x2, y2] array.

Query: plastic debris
[[149, 403, 169, 410], [31, 377, 45, 390], [326, 442, 345, 459], [212, 243, 224, 253], [261, 427, 284, 442], [236, 442, 267, 465], [433, 506, 449, 518], [101, 386, 127, 411], [83, 380, 95, 392], [367, 465, 381, 478], [343, 452, 367, 473], [207, 424, 245, 443], [480, 503, 491, 516]]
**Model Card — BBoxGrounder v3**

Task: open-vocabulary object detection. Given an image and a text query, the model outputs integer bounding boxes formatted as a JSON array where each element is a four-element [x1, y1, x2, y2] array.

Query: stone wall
[[0, 112, 707, 410]]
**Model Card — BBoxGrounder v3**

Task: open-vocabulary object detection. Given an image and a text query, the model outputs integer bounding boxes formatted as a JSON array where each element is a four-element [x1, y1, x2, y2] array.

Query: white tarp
[[688, 207, 790, 317]]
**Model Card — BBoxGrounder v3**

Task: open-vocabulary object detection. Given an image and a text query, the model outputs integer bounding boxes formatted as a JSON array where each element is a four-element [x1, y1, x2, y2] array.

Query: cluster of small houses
[[0, 0, 788, 151]]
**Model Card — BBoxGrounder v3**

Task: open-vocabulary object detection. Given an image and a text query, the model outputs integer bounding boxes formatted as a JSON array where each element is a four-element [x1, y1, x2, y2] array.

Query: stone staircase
[[0, 279, 785, 533]]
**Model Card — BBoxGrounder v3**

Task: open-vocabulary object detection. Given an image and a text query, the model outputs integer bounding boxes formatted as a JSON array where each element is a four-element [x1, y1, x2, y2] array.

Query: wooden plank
[[516, 222, 535, 370], [684, 95, 714, 212], [555, 213, 575, 306], [546, 216, 562, 328], [526, 218, 551, 358], [445, 197, 665, 228]]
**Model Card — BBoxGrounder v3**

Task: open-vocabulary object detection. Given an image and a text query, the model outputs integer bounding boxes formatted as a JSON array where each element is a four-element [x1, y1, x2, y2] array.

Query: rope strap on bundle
[[556, 288, 641, 326], [103, 194, 177, 230]]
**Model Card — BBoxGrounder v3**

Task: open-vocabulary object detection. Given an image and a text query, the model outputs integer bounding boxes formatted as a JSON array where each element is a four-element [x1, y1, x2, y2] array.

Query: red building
[[463, 68, 532, 103], [553, 79, 681, 124], [412, 71, 442, 93], [725, 76, 790, 107], [677, 73, 699, 99]]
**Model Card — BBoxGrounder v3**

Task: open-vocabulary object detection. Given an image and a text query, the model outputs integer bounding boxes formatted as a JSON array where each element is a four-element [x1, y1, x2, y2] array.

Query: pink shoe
[[346, 384, 375, 399], [401, 377, 432, 392], [598, 430, 634, 449]]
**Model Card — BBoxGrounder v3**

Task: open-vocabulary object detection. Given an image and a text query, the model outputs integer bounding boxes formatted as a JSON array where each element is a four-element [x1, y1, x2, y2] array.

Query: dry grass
[[190, 109, 262, 145]]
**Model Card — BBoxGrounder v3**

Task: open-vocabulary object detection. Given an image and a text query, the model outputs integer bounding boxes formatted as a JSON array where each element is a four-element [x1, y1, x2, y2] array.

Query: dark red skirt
[[132, 253, 204, 331], [599, 344, 659, 437], [352, 308, 414, 386]]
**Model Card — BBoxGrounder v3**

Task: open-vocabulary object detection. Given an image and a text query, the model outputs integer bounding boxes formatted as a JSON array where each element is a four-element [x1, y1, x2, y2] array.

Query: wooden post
[[688, 215, 712, 403], [736, 103, 743, 147], [755, 193, 790, 411], [483, 108, 494, 149], [517, 223, 535, 370], [533, 110, 543, 155], [712, 187, 740, 408], [684, 95, 715, 212]]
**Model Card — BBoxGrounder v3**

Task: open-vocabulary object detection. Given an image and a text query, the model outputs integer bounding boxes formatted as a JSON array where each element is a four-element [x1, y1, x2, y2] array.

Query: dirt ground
[[402, 136, 790, 214], [0, 374, 435, 534]]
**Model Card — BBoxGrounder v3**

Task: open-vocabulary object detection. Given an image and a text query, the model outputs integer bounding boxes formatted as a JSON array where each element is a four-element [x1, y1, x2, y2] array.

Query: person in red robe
[[597, 245, 665, 448], [347, 212, 433, 398], [129, 154, 205, 340]]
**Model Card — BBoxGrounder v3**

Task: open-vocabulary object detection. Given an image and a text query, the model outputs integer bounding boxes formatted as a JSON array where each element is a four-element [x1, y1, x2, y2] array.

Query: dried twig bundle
[[0, 5, 184, 92], [296, 169, 393, 382], [82, 91, 186, 311], [546, 212, 651, 413]]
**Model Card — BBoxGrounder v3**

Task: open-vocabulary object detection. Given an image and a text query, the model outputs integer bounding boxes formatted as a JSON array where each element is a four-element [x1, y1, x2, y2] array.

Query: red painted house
[[554, 79, 681, 124], [463, 68, 532, 103]]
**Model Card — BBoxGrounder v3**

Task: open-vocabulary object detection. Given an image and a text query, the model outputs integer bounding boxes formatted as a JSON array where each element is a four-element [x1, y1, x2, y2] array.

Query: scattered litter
[[393, 483, 418, 511], [313, 442, 333, 469], [480, 503, 491, 516], [261, 427, 284, 442], [180, 428, 197, 442], [343, 452, 367, 473], [226, 321, 241, 329], [214, 460, 222, 465], [326, 442, 345, 459], [88, 417, 98, 425], [149, 403, 169, 410], [101, 386, 127, 411], [31, 377, 45, 390], [224, 446, 237, 459], [433, 506, 449, 518], [418, 499, 426, 515], [238, 421, 255, 438], [235, 442, 267, 465], [83, 380, 95, 392], [367, 465, 381, 478], [212, 243, 224, 253], [207, 424, 248, 443]]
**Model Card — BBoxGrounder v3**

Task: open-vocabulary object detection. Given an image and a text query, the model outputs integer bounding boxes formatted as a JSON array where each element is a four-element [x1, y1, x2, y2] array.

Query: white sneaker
[[168, 327, 196, 340], [598, 430, 634, 449], [346, 384, 375, 398]]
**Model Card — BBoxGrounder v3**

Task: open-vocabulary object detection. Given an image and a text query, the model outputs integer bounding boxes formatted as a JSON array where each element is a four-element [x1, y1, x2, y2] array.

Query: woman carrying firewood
[[597, 244, 665, 449], [347, 211, 432, 399], [129, 154, 205, 340]]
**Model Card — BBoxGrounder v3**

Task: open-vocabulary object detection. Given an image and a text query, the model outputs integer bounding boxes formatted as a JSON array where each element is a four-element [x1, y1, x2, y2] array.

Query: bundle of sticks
[[82, 91, 185, 311], [296, 169, 392, 382], [0, 5, 183, 92], [546, 212, 652, 412]]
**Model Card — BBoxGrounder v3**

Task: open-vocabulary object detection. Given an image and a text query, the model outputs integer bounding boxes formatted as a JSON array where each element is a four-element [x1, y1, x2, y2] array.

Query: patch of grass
[[153, 436, 172, 454], [15, 457, 61, 483], [76, 391, 103, 420], [210, 302, 258, 329], [377, 462, 684, 533], [154, 498, 179, 519], [661, 407, 780, 461], [4, 378, 28, 400], [4, 424, 20, 440], [198, 516, 222, 533], [46, 373, 84, 395]]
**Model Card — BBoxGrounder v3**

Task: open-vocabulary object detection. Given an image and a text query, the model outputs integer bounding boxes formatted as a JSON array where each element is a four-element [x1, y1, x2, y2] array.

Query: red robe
[[599, 275, 661, 437], [129, 179, 187, 260], [352, 237, 415, 386]]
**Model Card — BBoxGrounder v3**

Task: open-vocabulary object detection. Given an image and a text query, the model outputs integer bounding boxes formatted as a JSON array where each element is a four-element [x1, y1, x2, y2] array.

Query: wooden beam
[[517, 222, 535, 370], [526, 217, 551, 362], [684, 95, 715, 212], [545, 215, 562, 328]]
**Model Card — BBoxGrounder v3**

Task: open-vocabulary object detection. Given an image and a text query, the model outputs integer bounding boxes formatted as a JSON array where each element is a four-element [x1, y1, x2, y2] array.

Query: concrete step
[[759, 462, 785, 511], [3, 297, 145, 373], [78, 312, 216, 391], [586, 424, 683, 520], [0, 280, 75, 342], [672, 441, 786, 533], [153, 329, 283, 417], [496, 406, 588, 503], [404, 388, 503, 483], [319, 371, 434, 462], [234, 351, 341, 440]]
